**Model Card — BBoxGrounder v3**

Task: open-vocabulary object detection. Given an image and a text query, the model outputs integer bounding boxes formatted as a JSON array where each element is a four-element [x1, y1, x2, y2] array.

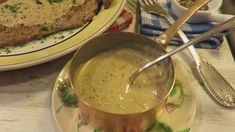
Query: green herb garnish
[[35, 0, 43, 4], [72, 0, 76, 4], [3, 47, 11, 54], [55, 105, 63, 113], [77, 122, 83, 130], [93, 128, 101, 132], [57, 79, 78, 107], [170, 79, 187, 99], [174, 80, 187, 99], [166, 79, 188, 110], [4, 4, 19, 13], [147, 122, 172, 132], [170, 84, 177, 97], [58, 35, 65, 39], [47, 0, 63, 4], [41, 27, 49, 32], [178, 128, 191, 132]]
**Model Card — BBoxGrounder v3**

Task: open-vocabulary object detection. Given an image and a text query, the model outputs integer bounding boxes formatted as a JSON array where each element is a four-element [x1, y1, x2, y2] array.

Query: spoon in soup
[[130, 17, 235, 85], [125, 0, 210, 91]]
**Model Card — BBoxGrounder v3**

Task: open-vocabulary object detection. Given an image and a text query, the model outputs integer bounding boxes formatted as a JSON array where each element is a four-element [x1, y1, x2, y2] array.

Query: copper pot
[[67, 1, 210, 130], [68, 32, 175, 131]]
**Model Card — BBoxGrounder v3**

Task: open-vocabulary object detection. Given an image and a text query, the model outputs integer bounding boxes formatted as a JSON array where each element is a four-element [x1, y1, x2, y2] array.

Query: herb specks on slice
[[35, 0, 43, 4], [47, 0, 64, 4], [4, 4, 19, 13], [41, 27, 49, 32], [72, 0, 76, 4], [3, 47, 11, 54]]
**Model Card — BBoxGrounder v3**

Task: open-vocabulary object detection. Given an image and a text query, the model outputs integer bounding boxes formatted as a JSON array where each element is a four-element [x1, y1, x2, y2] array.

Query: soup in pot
[[73, 46, 168, 114]]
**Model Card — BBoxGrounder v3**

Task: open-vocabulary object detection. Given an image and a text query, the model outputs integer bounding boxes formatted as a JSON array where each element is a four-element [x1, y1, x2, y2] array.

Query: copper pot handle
[[157, 0, 210, 48]]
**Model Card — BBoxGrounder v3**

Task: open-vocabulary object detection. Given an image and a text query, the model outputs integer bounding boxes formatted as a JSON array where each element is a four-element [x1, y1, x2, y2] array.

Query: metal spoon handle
[[130, 17, 235, 83], [158, 0, 210, 47]]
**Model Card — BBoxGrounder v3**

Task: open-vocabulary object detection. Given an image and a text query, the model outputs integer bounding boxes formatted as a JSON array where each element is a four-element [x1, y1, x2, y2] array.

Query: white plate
[[51, 57, 197, 132], [0, 0, 126, 71]]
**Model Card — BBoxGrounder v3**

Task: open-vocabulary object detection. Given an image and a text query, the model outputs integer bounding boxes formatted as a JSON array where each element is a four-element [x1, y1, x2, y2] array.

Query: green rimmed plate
[[51, 57, 197, 132], [0, 0, 126, 71]]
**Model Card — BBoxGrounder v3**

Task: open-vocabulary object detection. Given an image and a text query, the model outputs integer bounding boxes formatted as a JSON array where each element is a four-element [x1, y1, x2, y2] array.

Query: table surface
[[0, 1, 235, 132]]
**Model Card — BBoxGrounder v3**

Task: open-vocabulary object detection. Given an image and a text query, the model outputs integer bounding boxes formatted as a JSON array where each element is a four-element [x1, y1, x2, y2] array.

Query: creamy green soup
[[74, 47, 166, 114]]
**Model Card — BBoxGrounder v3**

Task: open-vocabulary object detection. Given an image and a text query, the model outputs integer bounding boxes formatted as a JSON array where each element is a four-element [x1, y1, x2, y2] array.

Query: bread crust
[[0, 0, 98, 47]]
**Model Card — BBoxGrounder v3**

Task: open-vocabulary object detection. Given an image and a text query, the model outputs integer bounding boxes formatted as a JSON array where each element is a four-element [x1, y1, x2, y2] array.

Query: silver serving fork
[[140, 0, 235, 108]]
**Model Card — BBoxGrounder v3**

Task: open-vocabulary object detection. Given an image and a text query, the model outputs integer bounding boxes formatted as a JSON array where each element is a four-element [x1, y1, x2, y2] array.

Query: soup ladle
[[130, 17, 235, 87]]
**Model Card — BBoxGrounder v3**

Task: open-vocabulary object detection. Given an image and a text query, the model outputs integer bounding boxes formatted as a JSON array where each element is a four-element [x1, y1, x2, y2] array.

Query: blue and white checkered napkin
[[140, 0, 225, 49]]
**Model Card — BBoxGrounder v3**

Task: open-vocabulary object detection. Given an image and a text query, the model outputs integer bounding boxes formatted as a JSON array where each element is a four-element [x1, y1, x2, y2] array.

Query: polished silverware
[[135, 0, 235, 108], [129, 0, 210, 80]]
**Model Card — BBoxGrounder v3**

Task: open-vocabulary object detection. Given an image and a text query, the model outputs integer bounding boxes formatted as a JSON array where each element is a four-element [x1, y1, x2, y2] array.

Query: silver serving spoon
[[130, 17, 235, 107]]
